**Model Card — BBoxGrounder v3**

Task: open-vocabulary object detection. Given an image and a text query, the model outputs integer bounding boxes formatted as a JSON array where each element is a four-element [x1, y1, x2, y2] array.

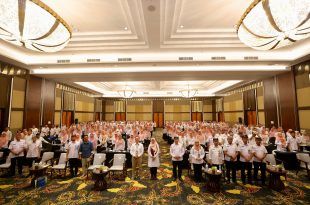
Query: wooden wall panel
[[277, 71, 298, 130], [243, 89, 256, 111], [153, 100, 164, 112], [24, 76, 42, 128], [0, 75, 12, 131], [263, 77, 278, 128], [42, 80, 55, 125]]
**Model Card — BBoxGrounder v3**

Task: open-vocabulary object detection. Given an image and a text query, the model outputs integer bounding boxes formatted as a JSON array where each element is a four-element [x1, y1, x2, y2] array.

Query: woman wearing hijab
[[190, 140, 205, 182], [148, 138, 160, 180]]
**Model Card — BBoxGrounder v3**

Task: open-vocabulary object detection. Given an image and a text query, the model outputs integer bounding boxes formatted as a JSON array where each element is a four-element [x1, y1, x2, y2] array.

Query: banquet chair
[[265, 153, 287, 180], [296, 153, 310, 178], [40, 152, 54, 166], [87, 153, 106, 178], [51, 153, 68, 178], [0, 154, 11, 175], [109, 154, 126, 180]]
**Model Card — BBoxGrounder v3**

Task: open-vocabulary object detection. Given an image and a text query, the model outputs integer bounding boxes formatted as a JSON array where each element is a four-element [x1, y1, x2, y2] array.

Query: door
[[115, 112, 126, 121], [218, 112, 224, 122], [95, 112, 100, 121], [0, 108, 4, 132], [191, 112, 203, 122], [153, 112, 164, 128], [246, 111, 257, 126], [62, 111, 74, 127]]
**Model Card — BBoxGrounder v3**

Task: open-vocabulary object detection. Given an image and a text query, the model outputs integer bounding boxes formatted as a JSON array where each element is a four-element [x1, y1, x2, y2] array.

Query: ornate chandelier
[[0, 0, 72, 52], [179, 84, 198, 98], [236, 0, 310, 50], [117, 86, 136, 98]]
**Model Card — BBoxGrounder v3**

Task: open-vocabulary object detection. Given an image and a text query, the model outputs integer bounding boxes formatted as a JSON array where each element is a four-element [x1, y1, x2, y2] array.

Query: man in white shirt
[[66, 135, 80, 177], [41, 125, 50, 137], [223, 136, 238, 183], [238, 134, 253, 184], [26, 135, 42, 169], [31, 125, 39, 136], [9, 133, 26, 177], [170, 136, 185, 181], [208, 138, 224, 169], [287, 130, 301, 152], [130, 136, 144, 179], [252, 136, 267, 185]]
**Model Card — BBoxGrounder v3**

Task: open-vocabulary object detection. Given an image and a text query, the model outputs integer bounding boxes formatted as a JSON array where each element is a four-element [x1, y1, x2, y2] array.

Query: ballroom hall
[[0, 0, 309, 204]]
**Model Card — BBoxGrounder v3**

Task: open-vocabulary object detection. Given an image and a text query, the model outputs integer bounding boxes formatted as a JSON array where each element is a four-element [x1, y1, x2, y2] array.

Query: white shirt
[[26, 141, 42, 158], [223, 143, 238, 162], [190, 146, 205, 164], [130, 143, 144, 157], [24, 134, 33, 144], [32, 128, 39, 136], [67, 141, 80, 158], [170, 143, 185, 161], [208, 145, 224, 165], [252, 144, 267, 162], [9, 140, 26, 157], [287, 137, 301, 151], [238, 144, 253, 162], [5, 130, 12, 141]]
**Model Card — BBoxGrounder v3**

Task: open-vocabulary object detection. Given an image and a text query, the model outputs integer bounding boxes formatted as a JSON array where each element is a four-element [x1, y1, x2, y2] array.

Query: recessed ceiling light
[[180, 25, 184, 28], [124, 27, 128, 30]]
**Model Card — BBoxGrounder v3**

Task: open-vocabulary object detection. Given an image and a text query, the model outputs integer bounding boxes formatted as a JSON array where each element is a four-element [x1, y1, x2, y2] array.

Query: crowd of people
[[0, 121, 309, 186]]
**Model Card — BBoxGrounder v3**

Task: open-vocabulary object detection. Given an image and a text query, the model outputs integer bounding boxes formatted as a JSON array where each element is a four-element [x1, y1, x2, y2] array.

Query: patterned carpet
[[0, 129, 309, 205]]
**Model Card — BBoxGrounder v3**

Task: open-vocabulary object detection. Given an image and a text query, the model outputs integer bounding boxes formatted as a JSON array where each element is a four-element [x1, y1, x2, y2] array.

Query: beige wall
[[54, 111, 61, 125], [10, 77, 26, 130], [75, 94, 94, 112], [55, 88, 62, 110], [165, 100, 190, 121], [126, 100, 152, 121], [257, 86, 265, 125], [75, 113, 94, 122], [105, 113, 114, 121], [295, 71, 310, 130], [165, 113, 191, 121], [203, 113, 213, 121], [224, 112, 243, 123], [224, 93, 243, 112]]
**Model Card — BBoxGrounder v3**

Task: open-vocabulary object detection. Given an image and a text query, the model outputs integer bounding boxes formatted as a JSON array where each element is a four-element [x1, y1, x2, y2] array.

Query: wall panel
[[42, 80, 55, 125], [263, 77, 278, 128]]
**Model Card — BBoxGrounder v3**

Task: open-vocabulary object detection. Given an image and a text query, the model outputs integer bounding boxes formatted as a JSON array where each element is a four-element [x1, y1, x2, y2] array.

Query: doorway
[[62, 111, 74, 127], [191, 112, 202, 121], [115, 112, 126, 121], [95, 112, 101, 121], [218, 111, 224, 122], [245, 110, 257, 126], [153, 112, 164, 128]]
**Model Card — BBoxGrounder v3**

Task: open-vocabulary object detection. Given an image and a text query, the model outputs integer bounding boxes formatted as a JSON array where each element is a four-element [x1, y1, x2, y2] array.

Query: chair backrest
[[113, 154, 125, 166], [41, 152, 54, 164], [93, 153, 106, 165], [265, 154, 276, 165], [296, 153, 310, 163], [58, 153, 67, 165]]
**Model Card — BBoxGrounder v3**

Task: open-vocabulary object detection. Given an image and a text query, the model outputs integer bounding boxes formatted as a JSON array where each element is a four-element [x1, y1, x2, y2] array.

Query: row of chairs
[[0, 152, 127, 179]]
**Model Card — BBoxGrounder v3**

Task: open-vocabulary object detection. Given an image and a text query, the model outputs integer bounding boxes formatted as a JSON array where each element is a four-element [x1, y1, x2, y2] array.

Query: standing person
[[130, 136, 144, 180], [4, 127, 12, 141], [223, 135, 238, 183], [147, 138, 160, 180], [9, 133, 26, 177], [170, 136, 185, 181], [26, 135, 42, 169], [66, 135, 80, 177], [238, 135, 253, 184], [190, 140, 205, 182], [286, 130, 301, 152], [252, 136, 268, 185], [79, 135, 93, 177], [208, 137, 224, 169]]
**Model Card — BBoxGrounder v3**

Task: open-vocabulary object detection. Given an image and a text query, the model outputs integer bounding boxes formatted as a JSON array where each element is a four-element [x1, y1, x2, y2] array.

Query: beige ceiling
[[0, 0, 309, 96]]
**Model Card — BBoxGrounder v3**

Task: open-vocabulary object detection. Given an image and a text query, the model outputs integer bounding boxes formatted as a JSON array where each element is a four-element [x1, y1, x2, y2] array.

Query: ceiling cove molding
[[160, 0, 245, 48]]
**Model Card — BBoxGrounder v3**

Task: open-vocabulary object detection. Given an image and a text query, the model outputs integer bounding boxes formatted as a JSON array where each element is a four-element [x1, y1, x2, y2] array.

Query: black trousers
[[225, 160, 237, 182], [240, 161, 252, 183], [172, 161, 182, 179], [10, 157, 24, 176], [150, 167, 157, 179], [253, 161, 266, 184], [193, 163, 203, 182], [27, 157, 38, 167], [69, 158, 79, 177]]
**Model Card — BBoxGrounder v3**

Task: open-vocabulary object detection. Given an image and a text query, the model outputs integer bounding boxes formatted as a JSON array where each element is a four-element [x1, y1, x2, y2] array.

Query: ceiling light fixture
[[179, 84, 198, 98], [117, 85, 136, 98], [236, 0, 310, 50], [0, 0, 72, 52]]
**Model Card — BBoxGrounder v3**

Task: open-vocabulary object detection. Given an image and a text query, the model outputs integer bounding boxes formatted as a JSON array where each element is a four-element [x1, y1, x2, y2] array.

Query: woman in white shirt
[[148, 138, 160, 180], [190, 140, 205, 182]]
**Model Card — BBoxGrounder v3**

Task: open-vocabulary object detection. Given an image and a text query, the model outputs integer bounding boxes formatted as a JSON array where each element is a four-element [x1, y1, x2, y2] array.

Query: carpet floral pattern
[[0, 129, 309, 204]]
